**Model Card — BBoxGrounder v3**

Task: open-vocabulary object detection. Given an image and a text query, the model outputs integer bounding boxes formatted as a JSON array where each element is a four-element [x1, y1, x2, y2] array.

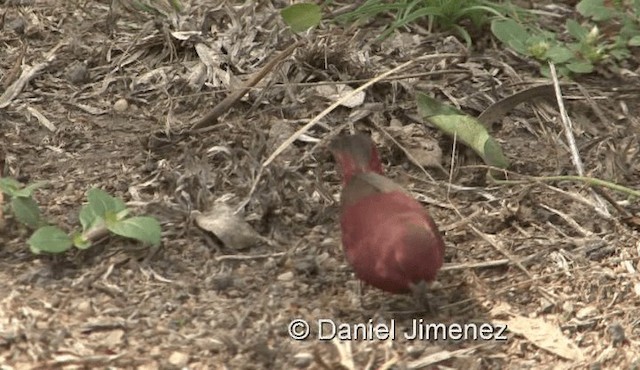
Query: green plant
[[0, 177, 47, 228], [28, 188, 161, 254], [416, 92, 509, 174], [492, 0, 640, 76], [0, 179, 161, 254], [281, 3, 322, 32], [334, 0, 525, 45]]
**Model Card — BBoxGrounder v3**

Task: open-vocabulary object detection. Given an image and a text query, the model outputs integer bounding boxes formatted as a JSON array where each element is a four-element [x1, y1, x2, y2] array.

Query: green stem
[[492, 174, 640, 198]]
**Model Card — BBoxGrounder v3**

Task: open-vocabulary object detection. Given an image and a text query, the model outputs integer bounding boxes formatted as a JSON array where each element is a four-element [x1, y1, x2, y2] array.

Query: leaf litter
[[0, 1, 639, 369]]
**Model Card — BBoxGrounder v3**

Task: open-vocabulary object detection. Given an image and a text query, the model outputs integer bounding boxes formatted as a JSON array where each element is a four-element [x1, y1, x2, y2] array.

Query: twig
[[549, 62, 609, 215], [539, 203, 593, 237], [440, 257, 533, 271], [0, 41, 65, 108], [549, 62, 583, 175], [215, 252, 285, 262], [190, 40, 304, 133]]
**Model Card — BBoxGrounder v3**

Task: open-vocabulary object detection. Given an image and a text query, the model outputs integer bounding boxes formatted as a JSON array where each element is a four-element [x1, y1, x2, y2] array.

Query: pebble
[[113, 98, 128, 112]]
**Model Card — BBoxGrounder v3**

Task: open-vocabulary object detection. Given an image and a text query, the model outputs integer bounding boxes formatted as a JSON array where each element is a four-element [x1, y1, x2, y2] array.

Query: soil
[[1, 1, 639, 369]]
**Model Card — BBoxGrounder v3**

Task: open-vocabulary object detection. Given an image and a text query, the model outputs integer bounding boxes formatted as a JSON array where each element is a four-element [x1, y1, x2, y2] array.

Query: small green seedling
[[27, 188, 161, 254], [0, 177, 47, 228]]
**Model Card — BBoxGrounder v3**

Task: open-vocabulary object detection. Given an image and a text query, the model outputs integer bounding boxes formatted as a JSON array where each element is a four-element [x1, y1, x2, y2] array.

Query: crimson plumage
[[329, 134, 444, 294]]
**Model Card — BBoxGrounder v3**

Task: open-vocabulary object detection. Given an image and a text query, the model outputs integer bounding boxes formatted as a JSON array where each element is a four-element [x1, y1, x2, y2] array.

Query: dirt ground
[[1, 1, 639, 369]]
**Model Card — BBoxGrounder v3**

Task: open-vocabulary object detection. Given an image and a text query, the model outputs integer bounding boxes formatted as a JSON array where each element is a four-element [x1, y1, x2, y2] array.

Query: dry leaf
[[315, 84, 365, 108], [387, 124, 444, 170], [193, 202, 260, 250], [493, 314, 584, 362], [267, 119, 298, 160], [102, 329, 124, 348]]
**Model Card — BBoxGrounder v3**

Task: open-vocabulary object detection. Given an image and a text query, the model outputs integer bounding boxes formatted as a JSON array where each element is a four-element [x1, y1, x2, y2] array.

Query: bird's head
[[328, 134, 384, 184]]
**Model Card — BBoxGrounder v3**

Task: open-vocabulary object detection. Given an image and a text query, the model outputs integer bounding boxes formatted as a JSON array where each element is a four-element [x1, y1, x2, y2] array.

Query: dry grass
[[1, 1, 639, 369]]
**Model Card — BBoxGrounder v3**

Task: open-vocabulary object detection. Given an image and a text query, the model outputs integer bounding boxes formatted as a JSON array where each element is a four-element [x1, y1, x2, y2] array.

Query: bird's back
[[339, 190, 444, 293]]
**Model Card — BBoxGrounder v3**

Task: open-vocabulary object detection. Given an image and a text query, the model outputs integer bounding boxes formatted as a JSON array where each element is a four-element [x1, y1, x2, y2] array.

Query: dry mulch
[[1, 1, 639, 369]]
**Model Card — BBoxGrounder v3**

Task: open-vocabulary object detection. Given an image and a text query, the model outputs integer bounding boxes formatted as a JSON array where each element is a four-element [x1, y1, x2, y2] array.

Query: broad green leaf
[[281, 3, 321, 33], [566, 19, 587, 40], [79, 203, 101, 231], [576, 0, 614, 21], [87, 188, 126, 216], [545, 46, 574, 63], [628, 36, 640, 46], [416, 92, 462, 116], [491, 19, 530, 55], [28, 226, 72, 254], [610, 47, 630, 60], [109, 216, 161, 247], [0, 178, 22, 196], [566, 61, 594, 73], [12, 181, 47, 198], [11, 197, 42, 228], [417, 93, 509, 169]]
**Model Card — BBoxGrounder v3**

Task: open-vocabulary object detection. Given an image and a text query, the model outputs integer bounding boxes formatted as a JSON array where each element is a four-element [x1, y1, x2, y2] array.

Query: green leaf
[[28, 226, 72, 254], [558, 65, 572, 77], [415, 93, 463, 117], [12, 181, 47, 198], [11, 196, 42, 228], [87, 188, 126, 216], [0, 178, 23, 196], [452, 24, 472, 48], [566, 19, 588, 40], [108, 216, 161, 247], [79, 203, 101, 231], [628, 36, 640, 46], [576, 0, 614, 21], [610, 47, 630, 60], [491, 19, 531, 55], [545, 46, 574, 63], [416, 93, 509, 169], [539, 64, 551, 77], [566, 61, 594, 73], [281, 3, 322, 32]]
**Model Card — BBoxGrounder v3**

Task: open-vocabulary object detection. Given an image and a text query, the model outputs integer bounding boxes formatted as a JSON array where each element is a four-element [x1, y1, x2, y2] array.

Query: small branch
[[488, 171, 640, 199], [190, 40, 303, 133], [215, 252, 285, 262]]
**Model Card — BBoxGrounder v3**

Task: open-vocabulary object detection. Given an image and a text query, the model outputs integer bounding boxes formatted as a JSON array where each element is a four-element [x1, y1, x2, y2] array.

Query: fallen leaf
[[493, 314, 584, 361], [315, 84, 365, 108], [193, 202, 260, 250], [388, 123, 443, 170], [417, 92, 509, 170]]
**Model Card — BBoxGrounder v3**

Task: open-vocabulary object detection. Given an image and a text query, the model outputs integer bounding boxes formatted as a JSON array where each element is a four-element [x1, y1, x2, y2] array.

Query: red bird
[[329, 133, 445, 294]]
